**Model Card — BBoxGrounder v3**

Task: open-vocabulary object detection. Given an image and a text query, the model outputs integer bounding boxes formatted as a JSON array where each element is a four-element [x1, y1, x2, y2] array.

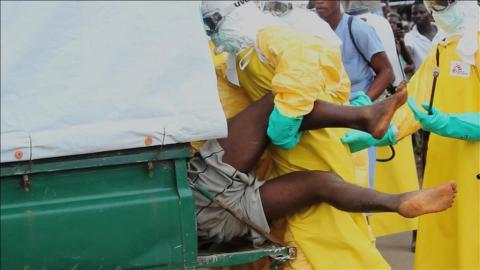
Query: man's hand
[[393, 28, 405, 42], [404, 64, 415, 75]]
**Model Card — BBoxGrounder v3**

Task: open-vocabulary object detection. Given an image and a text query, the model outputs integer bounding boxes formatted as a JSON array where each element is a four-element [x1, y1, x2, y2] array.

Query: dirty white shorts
[[188, 140, 270, 246]]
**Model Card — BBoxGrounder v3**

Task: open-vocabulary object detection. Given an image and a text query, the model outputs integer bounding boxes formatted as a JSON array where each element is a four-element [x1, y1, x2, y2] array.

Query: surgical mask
[[210, 31, 242, 54], [432, 2, 464, 34], [278, 10, 295, 25]]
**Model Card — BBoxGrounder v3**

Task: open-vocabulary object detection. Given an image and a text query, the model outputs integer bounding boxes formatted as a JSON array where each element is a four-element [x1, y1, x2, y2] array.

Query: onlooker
[[387, 12, 415, 76], [343, 1, 406, 91], [403, 1, 445, 72], [313, 0, 394, 102]]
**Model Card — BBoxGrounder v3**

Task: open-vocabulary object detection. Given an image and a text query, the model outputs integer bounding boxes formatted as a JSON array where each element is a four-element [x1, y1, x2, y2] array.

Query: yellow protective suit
[[391, 35, 480, 269], [236, 26, 390, 270]]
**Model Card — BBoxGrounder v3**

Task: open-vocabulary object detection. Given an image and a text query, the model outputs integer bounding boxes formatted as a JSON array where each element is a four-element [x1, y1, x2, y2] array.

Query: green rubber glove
[[408, 98, 480, 141], [341, 124, 398, 153], [350, 92, 373, 107], [267, 106, 303, 150]]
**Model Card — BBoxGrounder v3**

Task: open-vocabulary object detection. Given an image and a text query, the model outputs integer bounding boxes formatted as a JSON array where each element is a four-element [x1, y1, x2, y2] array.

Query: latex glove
[[341, 124, 398, 153], [267, 106, 303, 150], [408, 98, 480, 141], [350, 92, 373, 107]]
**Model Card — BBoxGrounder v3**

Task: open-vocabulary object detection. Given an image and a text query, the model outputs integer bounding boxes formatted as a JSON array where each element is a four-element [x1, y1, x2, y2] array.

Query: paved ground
[[377, 231, 415, 270]]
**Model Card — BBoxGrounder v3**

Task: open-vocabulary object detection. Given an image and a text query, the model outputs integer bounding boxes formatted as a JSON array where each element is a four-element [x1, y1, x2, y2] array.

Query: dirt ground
[[377, 231, 415, 270]]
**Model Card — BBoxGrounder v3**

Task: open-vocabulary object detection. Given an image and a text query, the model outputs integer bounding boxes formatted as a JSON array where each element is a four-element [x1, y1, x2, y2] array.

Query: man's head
[[387, 12, 402, 32], [424, 0, 470, 34], [425, 0, 479, 65], [424, 0, 456, 13], [411, 1, 432, 27], [342, 0, 382, 15], [261, 1, 293, 17], [311, 0, 341, 21], [201, 1, 242, 37], [201, 1, 284, 54]]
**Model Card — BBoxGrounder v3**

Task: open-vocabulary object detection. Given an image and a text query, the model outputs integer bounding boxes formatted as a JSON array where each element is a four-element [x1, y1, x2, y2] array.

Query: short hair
[[387, 12, 402, 20], [413, 0, 425, 6], [343, 0, 382, 12]]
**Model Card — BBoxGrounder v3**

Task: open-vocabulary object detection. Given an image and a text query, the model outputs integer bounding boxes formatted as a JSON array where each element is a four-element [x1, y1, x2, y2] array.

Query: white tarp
[[1, 1, 227, 163]]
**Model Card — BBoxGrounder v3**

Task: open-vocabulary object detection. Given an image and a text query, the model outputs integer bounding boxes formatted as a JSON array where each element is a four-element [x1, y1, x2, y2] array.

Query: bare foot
[[366, 81, 408, 139], [398, 181, 457, 218]]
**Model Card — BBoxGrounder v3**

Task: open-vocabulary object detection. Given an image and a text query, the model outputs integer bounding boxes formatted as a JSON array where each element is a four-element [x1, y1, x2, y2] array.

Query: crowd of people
[[193, 0, 479, 269]]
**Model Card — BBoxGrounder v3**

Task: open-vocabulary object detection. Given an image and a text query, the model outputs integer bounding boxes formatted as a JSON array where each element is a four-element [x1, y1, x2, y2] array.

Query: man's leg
[[217, 94, 274, 173], [219, 84, 408, 173], [301, 81, 408, 138], [260, 170, 457, 221]]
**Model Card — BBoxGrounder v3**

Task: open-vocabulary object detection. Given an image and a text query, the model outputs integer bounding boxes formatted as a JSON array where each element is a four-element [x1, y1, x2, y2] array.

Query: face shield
[[425, 0, 464, 34], [426, 0, 479, 65], [203, 12, 224, 36], [201, 2, 238, 36], [424, 0, 456, 12]]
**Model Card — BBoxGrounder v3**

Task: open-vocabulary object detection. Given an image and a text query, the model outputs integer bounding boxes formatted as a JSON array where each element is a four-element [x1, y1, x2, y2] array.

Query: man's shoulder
[[348, 15, 379, 39], [432, 24, 446, 42], [348, 15, 381, 45], [404, 30, 414, 40]]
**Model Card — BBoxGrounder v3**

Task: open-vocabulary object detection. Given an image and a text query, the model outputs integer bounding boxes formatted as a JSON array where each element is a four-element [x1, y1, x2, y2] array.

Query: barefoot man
[[192, 92, 457, 259]]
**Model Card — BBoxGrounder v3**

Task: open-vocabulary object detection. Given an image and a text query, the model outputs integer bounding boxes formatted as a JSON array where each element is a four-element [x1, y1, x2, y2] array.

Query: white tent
[[1, 1, 227, 163]]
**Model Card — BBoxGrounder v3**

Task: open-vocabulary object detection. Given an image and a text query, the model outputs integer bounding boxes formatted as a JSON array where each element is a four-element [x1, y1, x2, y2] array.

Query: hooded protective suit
[[406, 35, 480, 270]]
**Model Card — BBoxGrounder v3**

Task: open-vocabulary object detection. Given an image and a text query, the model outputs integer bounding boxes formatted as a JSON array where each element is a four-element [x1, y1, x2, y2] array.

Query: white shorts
[[188, 140, 270, 246]]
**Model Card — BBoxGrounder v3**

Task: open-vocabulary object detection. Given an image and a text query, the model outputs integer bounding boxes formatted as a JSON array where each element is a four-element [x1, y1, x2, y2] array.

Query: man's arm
[[400, 32, 417, 74], [408, 100, 480, 141], [353, 20, 394, 101], [394, 28, 415, 65], [399, 41, 414, 66], [367, 51, 394, 100]]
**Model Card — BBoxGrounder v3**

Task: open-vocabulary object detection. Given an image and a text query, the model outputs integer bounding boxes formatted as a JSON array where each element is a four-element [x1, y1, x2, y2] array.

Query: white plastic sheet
[[1, 1, 227, 163]]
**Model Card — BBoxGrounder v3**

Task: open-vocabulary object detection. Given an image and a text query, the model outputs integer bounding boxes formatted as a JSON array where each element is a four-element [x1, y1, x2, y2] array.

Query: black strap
[[421, 45, 441, 172], [347, 15, 373, 69], [428, 46, 441, 114]]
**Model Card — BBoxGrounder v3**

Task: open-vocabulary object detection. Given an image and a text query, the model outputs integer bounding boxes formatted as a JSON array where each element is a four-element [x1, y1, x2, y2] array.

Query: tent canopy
[[1, 1, 227, 163]]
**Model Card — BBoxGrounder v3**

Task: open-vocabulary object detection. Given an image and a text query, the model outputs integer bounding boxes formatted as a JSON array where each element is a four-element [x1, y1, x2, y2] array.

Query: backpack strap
[[347, 15, 373, 69]]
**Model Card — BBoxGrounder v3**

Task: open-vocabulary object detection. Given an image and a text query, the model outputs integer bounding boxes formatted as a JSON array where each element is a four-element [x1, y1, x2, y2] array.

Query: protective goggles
[[263, 1, 292, 16], [203, 11, 224, 36], [425, 0, 456, 12], [202, 3, 238, 36]]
